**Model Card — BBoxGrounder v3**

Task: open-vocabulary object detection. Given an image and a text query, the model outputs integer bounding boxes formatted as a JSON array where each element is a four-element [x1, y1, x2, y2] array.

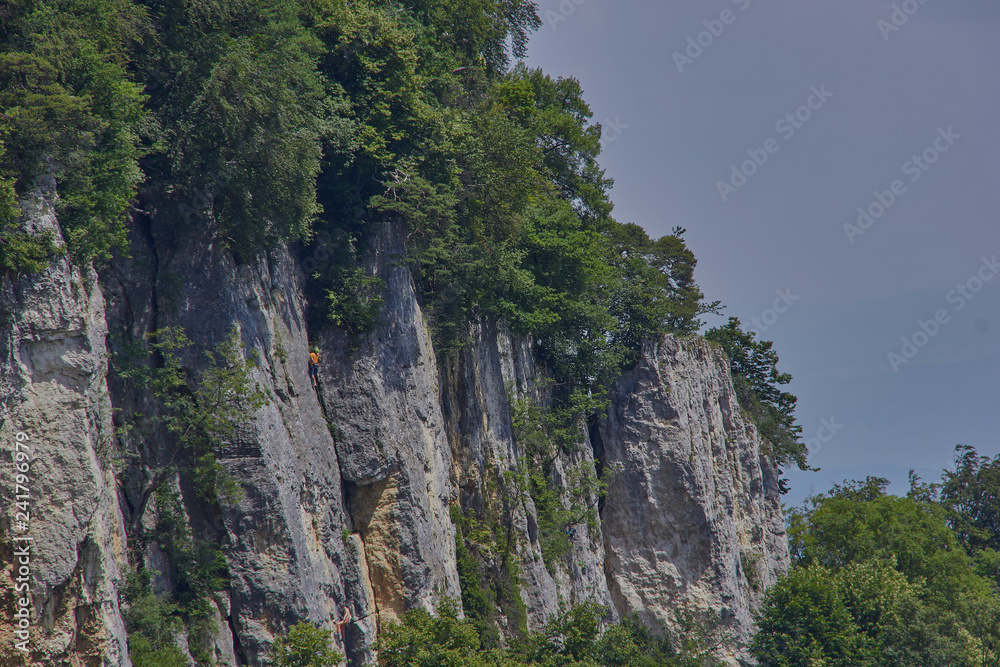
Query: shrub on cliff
[[269, 622, 343, 667], [705, 317, 807, 476]]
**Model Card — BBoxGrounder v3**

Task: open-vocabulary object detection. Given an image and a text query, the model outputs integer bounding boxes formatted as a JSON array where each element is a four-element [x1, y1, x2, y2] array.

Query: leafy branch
[[123, 326, 268, 537]]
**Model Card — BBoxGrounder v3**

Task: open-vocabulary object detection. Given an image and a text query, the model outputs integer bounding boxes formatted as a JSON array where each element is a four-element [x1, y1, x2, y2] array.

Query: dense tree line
[[754, 449, 1000, 667], [0, 0, 721, 393]]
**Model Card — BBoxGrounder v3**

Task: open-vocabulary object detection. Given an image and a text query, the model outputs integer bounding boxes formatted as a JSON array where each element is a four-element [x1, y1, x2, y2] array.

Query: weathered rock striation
[[599, 336, 789, 663], [440, 318, 614, 634], [0, 181, 130, 666], [3, 197, 788, 666]]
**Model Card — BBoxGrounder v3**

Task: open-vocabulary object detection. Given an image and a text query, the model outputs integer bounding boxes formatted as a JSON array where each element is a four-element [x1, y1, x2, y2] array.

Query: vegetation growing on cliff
[[119, 326, 268, 536], [269, 622, 344, 667], [451, 502, 528, 646], [509, 390, 609, 574], [705, 317, 808, 476], [113, 326, 267, 666]]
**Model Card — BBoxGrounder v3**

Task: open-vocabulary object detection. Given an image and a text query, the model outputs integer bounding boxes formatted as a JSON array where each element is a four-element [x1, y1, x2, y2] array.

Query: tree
[[752, 560, 979, 667], [769, 477, 1000, 667], [790, 478, 985, 596], [121, 571, 187, 667], [0, 0, 147, 262], [941, 446, 1000, 555], [124, 326, 268, 536], [407, 0, 541, 76], [705, 317, 806, 474], [138, 0, 353, 256], [378, 600, 494, 667], [269, 622, 343, 667]]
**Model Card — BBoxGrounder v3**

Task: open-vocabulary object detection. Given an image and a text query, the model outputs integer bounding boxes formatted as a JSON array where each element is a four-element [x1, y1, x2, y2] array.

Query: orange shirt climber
[[309, 348, 320, 387]]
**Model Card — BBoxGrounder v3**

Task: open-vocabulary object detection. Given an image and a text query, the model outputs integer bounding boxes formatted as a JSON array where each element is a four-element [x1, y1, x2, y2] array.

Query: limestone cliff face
[[316, 223, 461, 631], [103, 215, 383, 667], [5, 200, 788, 665], [0, 182, 130, 666], [440, 318, 614, 632], [598, 336, 789, 660]]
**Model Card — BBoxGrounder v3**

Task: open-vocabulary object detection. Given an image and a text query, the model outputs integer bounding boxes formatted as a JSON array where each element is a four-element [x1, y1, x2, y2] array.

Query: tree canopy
[[755, 465, 1000, 667]]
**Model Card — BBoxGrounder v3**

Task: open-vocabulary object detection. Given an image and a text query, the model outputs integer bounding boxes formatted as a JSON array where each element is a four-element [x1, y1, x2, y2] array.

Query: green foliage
[[705, 317, 806, 476], [115, 326, 270, 663], [4, 0, 720, 382], [2, 0, 721, 402], [452, 503, 527, 647], [510, 390, 608, 574], [607, 224, 721, 339], [390, 75, 715, 386], [528, 604, 726, 667], [123, 555, 224, 666], [752, 560, 982, 667], [407, 0, 540, 77], [0, 136, 59, 275], [269, 622, 343, 667], [0, 224, 57, 275], [122, 571, 186, 667], [379, 599, 492, 667], [941, 446, 1000, 556], [326, 265, 384, 334], [757, 475, 1000, 667], [0, 0, 147, 262], [146, 326, 268, 501], [453, 510, 497, 643], [502, 66, 611, 221], [153, 489, 228, 610], [378, 601, 725, 667], [741, 552, 761, 592], [309, 2, 717, 369], [137, 0, 354, 256], [122, 492, 227, 665], [788, 477, 989, 604]]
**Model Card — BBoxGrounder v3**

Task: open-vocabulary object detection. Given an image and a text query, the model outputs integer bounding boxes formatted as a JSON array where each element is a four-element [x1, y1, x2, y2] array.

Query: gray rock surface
[[6, 194, 789, 666], [0, 182, 130, 666], [599, 335, 789, 662], [103, 215, 375, 666], [317, 222, 461, 630], [440, 319, 614, 632]]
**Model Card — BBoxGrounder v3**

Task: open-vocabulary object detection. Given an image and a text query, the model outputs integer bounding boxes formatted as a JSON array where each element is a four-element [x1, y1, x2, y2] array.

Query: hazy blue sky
[[525, 0, 1000, 505]]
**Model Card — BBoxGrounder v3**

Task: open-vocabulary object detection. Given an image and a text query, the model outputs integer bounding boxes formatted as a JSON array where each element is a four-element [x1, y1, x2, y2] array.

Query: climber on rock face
[[335, 607, 353, 638], [309, 347, 320, 387]]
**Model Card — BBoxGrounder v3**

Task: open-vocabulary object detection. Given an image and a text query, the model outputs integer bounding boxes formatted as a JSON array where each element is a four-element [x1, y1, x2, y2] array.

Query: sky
[[525, 0, 1000, 506]]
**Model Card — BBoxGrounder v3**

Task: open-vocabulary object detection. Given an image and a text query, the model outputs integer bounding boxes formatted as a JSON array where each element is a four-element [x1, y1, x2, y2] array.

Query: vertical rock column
[[440, 319, 614, 632], [318, 222, 461, 630], [0, 186, 130, 666], [598, 335, 789, 661]]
